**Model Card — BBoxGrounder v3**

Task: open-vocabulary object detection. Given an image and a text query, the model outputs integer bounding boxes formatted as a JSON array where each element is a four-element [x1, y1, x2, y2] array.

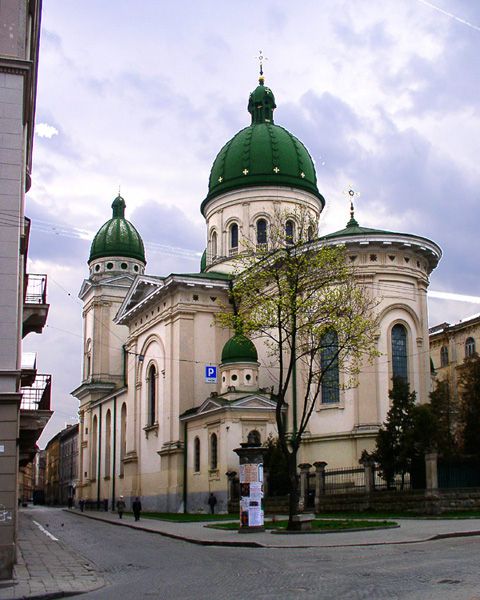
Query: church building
[[72, 74, 442, 513]]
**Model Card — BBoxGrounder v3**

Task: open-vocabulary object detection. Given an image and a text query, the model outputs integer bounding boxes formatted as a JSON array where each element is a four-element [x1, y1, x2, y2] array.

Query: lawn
[[207, 518, 398, 531], [139, 512, 238, 522]]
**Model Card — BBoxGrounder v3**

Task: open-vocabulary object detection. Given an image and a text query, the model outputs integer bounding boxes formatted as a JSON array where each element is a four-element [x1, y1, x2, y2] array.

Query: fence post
[[313, 461, 327, 513], [263, 467, 269, 498], [425, 452, 438, 493], [424, 451, 441, 515], [359, 456, 375, 494], [298, 463, 312, 513]]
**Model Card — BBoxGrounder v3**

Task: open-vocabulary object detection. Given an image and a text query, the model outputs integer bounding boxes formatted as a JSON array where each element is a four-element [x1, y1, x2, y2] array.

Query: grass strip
[[207, 519, 397, 531]]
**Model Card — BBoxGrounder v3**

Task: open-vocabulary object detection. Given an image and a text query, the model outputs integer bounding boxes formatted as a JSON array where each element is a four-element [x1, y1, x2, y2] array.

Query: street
[[19, 507, 480, 600]]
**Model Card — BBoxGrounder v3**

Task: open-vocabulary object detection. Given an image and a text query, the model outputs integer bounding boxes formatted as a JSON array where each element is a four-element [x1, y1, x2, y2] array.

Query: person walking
[[116, 495, 126, 519], [132, 497, 142, 521], [207, 492, 217, 515]]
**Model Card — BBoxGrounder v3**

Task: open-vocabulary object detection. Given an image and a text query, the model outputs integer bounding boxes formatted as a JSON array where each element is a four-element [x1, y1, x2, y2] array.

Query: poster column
[[234, 435, 266, 533]]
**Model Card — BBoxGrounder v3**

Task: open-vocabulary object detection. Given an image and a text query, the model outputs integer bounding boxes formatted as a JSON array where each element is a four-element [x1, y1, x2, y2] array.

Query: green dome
[[89, 195, 146, 264], [201, 79, 325, 215], [221, 335, 258, 365]]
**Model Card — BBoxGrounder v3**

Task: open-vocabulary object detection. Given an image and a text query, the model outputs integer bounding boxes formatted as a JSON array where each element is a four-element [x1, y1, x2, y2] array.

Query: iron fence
[[25, 274, 47, 304], [21, 374, 51, 410], [324, 466, 366, 494]]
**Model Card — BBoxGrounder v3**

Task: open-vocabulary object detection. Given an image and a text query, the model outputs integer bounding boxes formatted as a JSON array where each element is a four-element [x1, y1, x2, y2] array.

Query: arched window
[[440, 345, 449, 367], [120, 403, 127, 477], [194, 437, 200, 472], [230, 223, 238, 255], [91, 415, 98, 480], [104, 410, 111, 477], [248, 430, 261, 445], [147, 365, 157, 425], [85, 339, 92, 379], [392, 324, 408, 382], [210, 433, 218, 470], [211, 230, 218, 259], [285, 219, 295, 245], [256, 219, 267, 246], [307, 225, 314, 242], [320, 330, 340, 404], [465, 337, 476, 358]]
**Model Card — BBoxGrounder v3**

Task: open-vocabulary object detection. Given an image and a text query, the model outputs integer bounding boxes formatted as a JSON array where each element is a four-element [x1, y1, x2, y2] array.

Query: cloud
[[35, 123, 59, 139]]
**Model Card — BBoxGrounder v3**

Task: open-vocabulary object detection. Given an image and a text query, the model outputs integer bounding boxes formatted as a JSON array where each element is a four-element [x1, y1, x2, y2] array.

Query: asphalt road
[[34, 507, 480, 600]]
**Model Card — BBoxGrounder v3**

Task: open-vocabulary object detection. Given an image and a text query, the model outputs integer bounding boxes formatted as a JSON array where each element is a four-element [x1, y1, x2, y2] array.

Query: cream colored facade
[[73, 186, 441, 514]]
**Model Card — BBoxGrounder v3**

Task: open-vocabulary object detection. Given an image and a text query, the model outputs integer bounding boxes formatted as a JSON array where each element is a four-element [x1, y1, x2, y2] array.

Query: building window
[[256, 219, 267, 246], [194, 437, 200, 472], [440, 345, 449, 367], [285, 220, 295, 245], [91, 415, 98, 480], [320, 330, 340, 404], [120, 403, 127, 477], [392, 323, 408, 383], [211, 230, 218, 258], [248, 430, 261, 445], [104, 409, 111, 477], [230, 223, 238, 255], [147, 365, 157, 425], [210, 433, 218, 470], [307, 225, 314, 242], [465, 337, 476, 358]]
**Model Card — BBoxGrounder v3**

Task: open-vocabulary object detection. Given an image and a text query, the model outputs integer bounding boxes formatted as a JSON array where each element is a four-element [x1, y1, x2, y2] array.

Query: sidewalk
[[0, 510, 106, 600], [69, 509, 480, 549], [3, 509, 480, 600]]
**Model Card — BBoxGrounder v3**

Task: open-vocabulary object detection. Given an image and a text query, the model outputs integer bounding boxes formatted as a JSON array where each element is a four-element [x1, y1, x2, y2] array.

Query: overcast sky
[[25, 0, 480, 446]]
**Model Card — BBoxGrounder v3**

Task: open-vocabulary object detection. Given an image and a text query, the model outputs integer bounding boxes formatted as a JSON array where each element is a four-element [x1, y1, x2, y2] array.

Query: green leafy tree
[[217, 208, 378, 528], [429, 376, 459, 458], [457, 354, 480, 458], [374, 378, 427, 489]]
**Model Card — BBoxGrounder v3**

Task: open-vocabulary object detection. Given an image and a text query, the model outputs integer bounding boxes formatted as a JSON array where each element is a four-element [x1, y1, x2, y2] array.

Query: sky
[[24, 0, 480, 446]]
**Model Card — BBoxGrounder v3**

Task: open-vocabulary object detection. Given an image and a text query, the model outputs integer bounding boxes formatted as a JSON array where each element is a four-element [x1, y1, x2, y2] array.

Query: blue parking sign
[[205, 365, 217, 383]]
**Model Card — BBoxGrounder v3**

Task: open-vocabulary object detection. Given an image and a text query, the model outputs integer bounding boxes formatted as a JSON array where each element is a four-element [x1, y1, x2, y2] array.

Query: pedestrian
[[132, 497, 142, 521], [79, 499, 85, 512], [207, 492, 217, 515], [67, 496, 73, 509], [116, 495, 126, 519]]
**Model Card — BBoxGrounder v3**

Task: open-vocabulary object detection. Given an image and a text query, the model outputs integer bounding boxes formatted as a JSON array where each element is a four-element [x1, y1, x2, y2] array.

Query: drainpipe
[[112, 397, 117, 511], [183, 421, 188, 513], [97, 404, 102, 508], [122, 345, 127, 387]]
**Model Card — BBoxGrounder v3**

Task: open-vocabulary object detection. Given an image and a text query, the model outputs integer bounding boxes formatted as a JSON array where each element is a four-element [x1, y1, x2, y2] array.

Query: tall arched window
[[230, 223, 238, 254], [147, 365, 157, 425], [256, 219, 267, 246], [210, 433, 218, 470], [307, 225, 314, 242], [320, 330, 340, 404], [194, 437, 201, 472], [392, 324, 408, 382], [120, 403, 127, 477], [211, 230, 218, 259], [104, 410, 111, 477], [440, 345, 449, 367], [91, 415, 98, 480], [465, 337, 476, 358], [285, 220, 295, 245], [85, 339, 92, 379]]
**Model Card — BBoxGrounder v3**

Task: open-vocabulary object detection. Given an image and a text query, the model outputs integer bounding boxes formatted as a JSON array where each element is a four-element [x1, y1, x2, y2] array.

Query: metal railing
[[21, 374, 51, 411], [24, 274, 47, 304], [324, 466, 366, 494]]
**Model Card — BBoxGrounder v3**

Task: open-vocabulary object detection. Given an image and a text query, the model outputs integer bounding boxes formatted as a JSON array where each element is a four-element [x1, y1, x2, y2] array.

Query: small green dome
[[201, 79, 325, 215], [221, 335, 258, 365], [89, 195, 146, 264]]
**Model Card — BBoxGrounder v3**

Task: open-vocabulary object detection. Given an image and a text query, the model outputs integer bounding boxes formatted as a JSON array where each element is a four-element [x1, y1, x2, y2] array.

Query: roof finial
[[255, 49, 268, 84], [118, 184, 121, 196], [344, 185, 360, 227]]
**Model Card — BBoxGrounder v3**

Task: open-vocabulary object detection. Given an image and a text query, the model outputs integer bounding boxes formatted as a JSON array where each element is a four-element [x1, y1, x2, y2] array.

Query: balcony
[[19, 374, 53, 466], [23, 273, 49, 337]]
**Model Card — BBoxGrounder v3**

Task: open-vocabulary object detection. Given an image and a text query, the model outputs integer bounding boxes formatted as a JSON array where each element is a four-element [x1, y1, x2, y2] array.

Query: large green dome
[[89, 195, 146, 264], [221, 334, 258, 365], [201, 79, 325, 215]]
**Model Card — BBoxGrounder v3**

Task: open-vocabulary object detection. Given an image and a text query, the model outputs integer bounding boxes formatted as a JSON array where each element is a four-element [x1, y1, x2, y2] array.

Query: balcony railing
[[24, 274, 47, 304], [21, 374, 51, 411]]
